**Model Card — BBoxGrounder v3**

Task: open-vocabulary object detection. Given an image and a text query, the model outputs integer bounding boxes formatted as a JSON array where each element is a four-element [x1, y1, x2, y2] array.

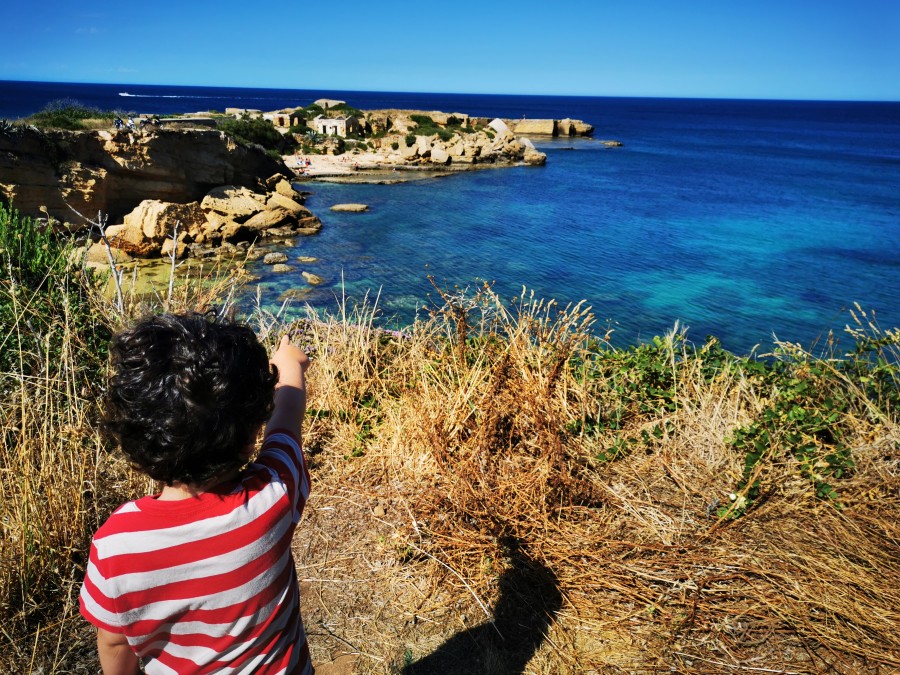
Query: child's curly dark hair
[[102, 313, 277, 486]]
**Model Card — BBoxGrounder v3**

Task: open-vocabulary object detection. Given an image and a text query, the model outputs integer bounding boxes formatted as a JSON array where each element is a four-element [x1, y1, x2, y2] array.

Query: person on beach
[[79, 313, 313, 675]]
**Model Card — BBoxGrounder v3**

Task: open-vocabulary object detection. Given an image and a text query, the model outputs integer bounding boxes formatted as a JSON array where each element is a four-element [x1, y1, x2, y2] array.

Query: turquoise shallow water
[[3, 83, 898, 354], [248, 99, 900, 355]]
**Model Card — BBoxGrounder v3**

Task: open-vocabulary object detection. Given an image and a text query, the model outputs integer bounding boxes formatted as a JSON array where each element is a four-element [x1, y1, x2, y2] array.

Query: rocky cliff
[[0, 125, 284, 226], [0, 124, 323, 263]]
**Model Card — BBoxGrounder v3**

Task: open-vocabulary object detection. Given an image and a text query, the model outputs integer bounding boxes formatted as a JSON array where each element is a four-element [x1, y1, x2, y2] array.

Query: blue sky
[[3, 0, 899, 100]]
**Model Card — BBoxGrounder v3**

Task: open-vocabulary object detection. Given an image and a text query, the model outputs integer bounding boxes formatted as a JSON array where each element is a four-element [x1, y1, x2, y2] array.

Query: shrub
[[295, 104, 324, 120], [24, 99, 116, 130], [218, 114, 297, 154], [329, 103, 363, 118], [408, 115, 456, 142]]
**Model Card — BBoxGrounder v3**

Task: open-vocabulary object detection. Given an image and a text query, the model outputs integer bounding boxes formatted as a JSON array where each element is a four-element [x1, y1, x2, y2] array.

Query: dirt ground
[[294, 464, 559, 675], [295, 470, 480, 674]]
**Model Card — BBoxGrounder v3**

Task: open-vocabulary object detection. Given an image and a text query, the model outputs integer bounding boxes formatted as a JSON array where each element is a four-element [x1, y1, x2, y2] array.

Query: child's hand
[[271, 336, 310, 389]]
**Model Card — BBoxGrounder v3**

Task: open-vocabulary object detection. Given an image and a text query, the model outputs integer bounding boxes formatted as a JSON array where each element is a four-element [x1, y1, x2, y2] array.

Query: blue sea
[[3, 80, 899, 355]]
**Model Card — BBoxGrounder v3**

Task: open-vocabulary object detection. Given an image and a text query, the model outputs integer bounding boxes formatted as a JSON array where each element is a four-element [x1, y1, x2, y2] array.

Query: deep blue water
[[3, 80, 899, 354]]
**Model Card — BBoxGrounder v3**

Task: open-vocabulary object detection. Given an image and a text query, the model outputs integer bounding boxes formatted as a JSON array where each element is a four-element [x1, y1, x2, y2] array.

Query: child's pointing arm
[[266, 336, 310, 439]]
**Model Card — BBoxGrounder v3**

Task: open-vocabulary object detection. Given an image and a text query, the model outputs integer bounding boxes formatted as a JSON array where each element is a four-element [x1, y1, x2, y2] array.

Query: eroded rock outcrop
[[0, 124, 323, 262], [361, 118, 547, 169], [93, 180, 321, 260], [511, 117, 594, 137], [513, 119, 557, 136], [0, 125, 284, 226]]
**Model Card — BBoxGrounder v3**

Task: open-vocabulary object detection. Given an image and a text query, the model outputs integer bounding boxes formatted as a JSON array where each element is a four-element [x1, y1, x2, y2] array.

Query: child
[[79, 313, 313, 675]]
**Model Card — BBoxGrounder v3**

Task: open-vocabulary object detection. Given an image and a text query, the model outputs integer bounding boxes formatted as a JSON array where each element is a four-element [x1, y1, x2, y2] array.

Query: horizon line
[[2, 78, 898, 105]]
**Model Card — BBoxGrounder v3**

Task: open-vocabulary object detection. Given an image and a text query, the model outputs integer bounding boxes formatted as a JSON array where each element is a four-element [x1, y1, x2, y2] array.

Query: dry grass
[[288, 287, 900, 674], [2, 238, 898, 674]]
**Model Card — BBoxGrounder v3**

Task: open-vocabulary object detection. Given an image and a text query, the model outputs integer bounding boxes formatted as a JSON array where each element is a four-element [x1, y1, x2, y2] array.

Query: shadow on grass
[[402, 539, 562, 675]]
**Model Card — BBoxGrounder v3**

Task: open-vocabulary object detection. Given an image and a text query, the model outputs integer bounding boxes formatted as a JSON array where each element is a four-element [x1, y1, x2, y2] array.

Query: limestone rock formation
[[430, 146, 450, 165], [521, 138, 547, 166], [0, 125, 284, 226], [486, 119, 512, 138], [263, 252, 290, 264], [513, 119, 557, 135], [201, 186, 267, 220], [510, 118, 594, 137], [353, 117, 546, 171], [103, 199, 202, 258], [98, 181, 322, 260]]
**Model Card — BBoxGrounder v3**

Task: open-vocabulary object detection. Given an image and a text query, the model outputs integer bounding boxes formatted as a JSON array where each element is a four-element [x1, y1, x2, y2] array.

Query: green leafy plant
[[719, 330, 898, 518], [0, 203, 109, 375]]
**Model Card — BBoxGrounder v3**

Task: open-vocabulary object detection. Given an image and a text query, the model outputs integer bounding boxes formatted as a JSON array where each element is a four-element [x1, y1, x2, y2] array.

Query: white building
[[313, 114, 361, 137]]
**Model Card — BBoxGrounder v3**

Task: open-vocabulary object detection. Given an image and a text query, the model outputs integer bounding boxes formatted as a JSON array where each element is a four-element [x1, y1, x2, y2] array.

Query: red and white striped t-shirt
[[80, 430, 313, 675]]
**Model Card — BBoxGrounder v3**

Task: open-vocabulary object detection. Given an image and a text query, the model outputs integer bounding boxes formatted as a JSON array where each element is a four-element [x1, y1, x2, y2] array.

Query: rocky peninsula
[[283, 105, 596, 183]]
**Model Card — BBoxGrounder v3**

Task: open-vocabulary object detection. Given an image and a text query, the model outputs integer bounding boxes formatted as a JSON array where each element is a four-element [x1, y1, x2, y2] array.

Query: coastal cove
[[3, 81, 900, 354], [248, 98, 900, 355]]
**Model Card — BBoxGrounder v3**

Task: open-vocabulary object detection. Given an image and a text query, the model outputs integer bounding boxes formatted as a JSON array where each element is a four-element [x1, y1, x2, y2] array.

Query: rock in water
[[302, 271, 325, 286], [263, 252, 289, 264], [330, 203, 369, 212]]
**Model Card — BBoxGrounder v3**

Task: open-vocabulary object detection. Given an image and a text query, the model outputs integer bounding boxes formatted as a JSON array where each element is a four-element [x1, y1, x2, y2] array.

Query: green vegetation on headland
[[216, 112, 299, 160], [10, 101, 297, 156], [2, 200, 899, 671], [18, 99, 119, 130], [408, 114, 457, 141]]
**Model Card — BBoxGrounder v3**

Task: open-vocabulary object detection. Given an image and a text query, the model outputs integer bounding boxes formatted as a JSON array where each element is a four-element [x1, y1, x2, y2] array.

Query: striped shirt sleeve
[[252, 429, 311, 523]]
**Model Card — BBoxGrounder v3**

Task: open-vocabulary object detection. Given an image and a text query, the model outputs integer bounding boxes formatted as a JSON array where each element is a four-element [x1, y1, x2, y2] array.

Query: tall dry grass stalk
[[1, 257, 118, 670]]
